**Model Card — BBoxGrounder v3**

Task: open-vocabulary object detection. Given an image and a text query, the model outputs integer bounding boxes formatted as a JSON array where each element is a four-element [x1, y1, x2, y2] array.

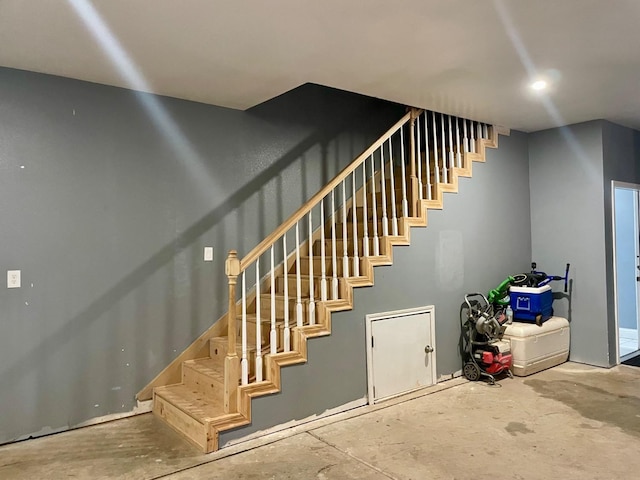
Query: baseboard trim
[[220, 397, 368, 448]]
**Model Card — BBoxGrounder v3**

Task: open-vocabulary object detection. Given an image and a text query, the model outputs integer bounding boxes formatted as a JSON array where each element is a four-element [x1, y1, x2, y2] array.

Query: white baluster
[[282, 235, 290, 352], [455, 116, 461, 168], [330, 190, 339, 299], [476, 122, 481, 151], [255, 258, 262, 382], [320, 199, 327, 301], [400, 126, 408, 217], [270, 246, 276, 354], [380, 148, 389, 237], [362, 163, 370, 257], [341, 180, 349, 278], [370, 155, 380, 256], [295, 221, 303, 326], [388, 139, 398, 236], [307, 210, 315, 325], [423, 111, 432, 201], [447, 115, 454, 172], [351, 172, 360, 276], [483, 123, 488, 139], [241, 271, 248, 385], [440, 113, 448, 184], [432, 111, 441, 186], [470, 120, 476, 153], [463, 118, 469, 154], [416, 114, 423, 201]]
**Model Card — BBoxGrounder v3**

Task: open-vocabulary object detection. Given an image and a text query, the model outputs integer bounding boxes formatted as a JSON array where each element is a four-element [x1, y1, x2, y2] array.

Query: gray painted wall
[[613, 188, 637, 330], [528, 121, 609, 366], [603, 121, 640, 360], [0, 67, 404, 444], [220, 130, 532, 445]]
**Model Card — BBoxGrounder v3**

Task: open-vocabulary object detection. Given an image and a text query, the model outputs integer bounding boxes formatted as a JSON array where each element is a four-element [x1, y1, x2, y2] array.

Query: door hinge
[[371, 336, 374, 348]]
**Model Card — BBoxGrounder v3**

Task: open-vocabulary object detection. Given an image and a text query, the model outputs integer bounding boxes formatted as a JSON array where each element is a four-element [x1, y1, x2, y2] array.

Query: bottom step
[[154, 384, 225, 452]]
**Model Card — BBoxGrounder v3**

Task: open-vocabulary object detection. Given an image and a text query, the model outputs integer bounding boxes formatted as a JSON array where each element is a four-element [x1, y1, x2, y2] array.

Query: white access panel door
[[366, 306, 436, 403]]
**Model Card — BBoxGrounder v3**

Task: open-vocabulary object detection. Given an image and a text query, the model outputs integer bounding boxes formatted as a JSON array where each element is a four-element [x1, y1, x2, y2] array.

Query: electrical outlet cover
[[7, 270, 21, 288]]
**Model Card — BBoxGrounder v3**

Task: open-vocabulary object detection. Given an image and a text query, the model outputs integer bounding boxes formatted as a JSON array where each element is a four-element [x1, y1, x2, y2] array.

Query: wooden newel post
[[224, 250, 241, 413], [225, 250, 240, 356], [409, 109, 419, 216]]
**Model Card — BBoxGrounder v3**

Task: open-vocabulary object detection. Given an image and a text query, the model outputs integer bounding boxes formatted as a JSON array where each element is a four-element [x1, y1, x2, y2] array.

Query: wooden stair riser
[[240, 320, 295, 367], [209, 337, 258, 378], [240, 315, 297, 350], [313, 237, 386, 257], [329, 216, 400, 238], [293, 255, 363, 277], [353, 185, 420, 208], [273, 274, 322, 298], [348, 204, 404, 223], [250, 294, 314, 323], [153, 392, 212, 452], [182, 362, 225, 403]]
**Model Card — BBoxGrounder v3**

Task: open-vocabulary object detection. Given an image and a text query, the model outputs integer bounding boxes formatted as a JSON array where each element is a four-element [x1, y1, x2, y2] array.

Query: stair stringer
[[203, 133, 502, 450]]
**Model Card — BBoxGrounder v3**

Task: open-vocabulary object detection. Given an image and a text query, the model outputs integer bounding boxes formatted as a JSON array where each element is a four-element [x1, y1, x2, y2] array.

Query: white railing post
[[370, 155, 380, 256], [320, 199, 328, 301], [380, 148, 389, 237], [423, 111, 432, 200], [241, 271, 248, 385], [330, 189, 339, 299], [307, 210, 315, 325], [470, 120, 476, 153], [455, 116, 461, 168], [295, 221, 303, 326], [351, 172, 360, 276], [362, 163, 370, 257], [388, 139, 398, 236], [463, 118, 469, 154], [447, 115, 454, 172], [341, 179, 350, 278], [416, 114, 423, 201], [270, 246, 277, 355], [400, 126, 408, 217], [282, 235, 290, 352], [440, 113, 448, 184], [432, 111, 441, 186], [255, 257, 262, 382]]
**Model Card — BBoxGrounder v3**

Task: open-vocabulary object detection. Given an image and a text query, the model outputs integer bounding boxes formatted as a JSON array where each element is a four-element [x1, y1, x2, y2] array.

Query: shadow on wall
[[552, 278, 573, 323], [0, 80, 403, 435]]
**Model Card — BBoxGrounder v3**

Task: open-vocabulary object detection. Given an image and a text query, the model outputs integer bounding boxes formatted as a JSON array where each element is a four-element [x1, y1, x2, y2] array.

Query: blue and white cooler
[[509, 284, 553, 323]]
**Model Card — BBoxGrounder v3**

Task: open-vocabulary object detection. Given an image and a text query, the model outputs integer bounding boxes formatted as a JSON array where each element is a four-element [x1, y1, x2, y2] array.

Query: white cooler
[[502, 316, 570, 376]]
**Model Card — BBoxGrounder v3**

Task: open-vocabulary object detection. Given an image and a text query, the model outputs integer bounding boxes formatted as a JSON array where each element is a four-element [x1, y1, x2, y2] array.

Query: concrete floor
[[1, 362, 639, 479]]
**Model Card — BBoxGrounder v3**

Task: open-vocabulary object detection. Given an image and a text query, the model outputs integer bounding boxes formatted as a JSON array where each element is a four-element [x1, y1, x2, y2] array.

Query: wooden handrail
[[239, 110, 417, 270]]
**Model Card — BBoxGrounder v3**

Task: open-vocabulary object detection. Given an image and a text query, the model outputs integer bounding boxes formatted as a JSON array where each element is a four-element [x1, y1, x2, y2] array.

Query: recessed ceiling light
[[530, 80, 547, 91]]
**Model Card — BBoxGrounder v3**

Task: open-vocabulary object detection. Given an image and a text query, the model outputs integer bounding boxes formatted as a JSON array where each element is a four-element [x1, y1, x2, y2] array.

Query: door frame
[[611, 180, 640, 363], [365, 305, 437, 404]]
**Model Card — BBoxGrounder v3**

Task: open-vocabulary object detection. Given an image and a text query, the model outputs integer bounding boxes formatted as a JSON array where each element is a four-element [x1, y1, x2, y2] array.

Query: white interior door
[[613, 184, 640, 361], [366, 306, 436, 403]]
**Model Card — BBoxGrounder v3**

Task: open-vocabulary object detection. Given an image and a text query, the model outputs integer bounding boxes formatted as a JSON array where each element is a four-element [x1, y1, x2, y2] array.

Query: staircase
[[137, 108, 505, 452]]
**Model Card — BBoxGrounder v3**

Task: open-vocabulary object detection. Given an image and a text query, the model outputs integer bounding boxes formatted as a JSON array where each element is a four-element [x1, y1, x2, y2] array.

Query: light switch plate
[[7, 270, 21, 288], [204, 247, 214, 262]]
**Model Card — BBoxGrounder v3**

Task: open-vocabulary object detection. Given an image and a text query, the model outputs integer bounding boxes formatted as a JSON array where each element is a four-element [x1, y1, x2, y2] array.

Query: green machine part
[[487, 276, 514, 306]]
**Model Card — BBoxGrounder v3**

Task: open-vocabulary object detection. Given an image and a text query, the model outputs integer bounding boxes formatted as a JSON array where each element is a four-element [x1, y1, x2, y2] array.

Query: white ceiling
[[1, 0, 639, 132]]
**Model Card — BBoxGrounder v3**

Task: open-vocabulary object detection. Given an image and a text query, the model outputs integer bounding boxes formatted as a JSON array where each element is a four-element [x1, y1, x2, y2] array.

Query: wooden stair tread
[[155, 384, 226, 421], [183, 358, 225, 381]]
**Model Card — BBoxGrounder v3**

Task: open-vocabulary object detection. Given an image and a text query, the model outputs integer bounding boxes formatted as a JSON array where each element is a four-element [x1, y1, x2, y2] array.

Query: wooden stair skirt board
[[141, 115, 505, 453]]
